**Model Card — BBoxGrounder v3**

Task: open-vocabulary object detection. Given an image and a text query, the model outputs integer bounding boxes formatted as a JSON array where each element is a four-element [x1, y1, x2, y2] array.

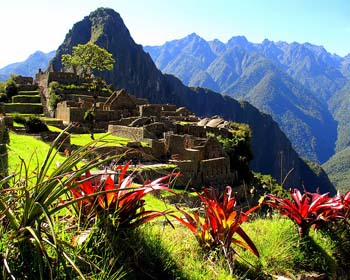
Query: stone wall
[[176, 124, 207, 138], [109, 117, 139, 126], [108, 124, 145, 142], [166, 134, 186, 157], [48, 72, 80, 85], [0, 118, 8, 177], [104, 89, 136, 111], [4, 103, 43, 114], [199, 157, 235, 187], [147, 139, 166, 159], [168, 159, 196, 187], [161, 104, 177, 111], [17, 84, 38, 91], [203, 137, 226, 158], [139, 104, 162, 117], [14, 76, 33, 84], [143, 122, 169, 138]]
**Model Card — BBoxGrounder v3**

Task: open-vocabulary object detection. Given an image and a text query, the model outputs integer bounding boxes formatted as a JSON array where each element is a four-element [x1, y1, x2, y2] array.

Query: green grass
[[237, 215, 336, 278], [70, 133, 131, 147], [129, 223, 232, 280], [17, 90, 39, 95], [7, 113, 45, 118], [141, 194, 339, 279], [7, 132, 66, 175], [47, 125, 63, 132]]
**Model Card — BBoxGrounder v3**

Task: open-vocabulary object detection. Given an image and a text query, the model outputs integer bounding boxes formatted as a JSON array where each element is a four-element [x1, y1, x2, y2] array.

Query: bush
[[0, 82, 5, 93], [24, 116, 49, 133], [48, 82, 62, 110], [0, 93, 9, 103], [5, 77, 18, 99], [12, 114, 26, 125]]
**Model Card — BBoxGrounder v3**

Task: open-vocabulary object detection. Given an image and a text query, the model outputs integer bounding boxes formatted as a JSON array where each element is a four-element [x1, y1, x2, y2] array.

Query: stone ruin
[[11, 70, 242, 188], [108, 115, 238, 188]]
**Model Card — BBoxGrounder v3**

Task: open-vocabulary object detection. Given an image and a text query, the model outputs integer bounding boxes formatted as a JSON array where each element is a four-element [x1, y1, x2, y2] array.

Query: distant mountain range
[[0, 50, 55, 81], [144, 34, 350, 165]]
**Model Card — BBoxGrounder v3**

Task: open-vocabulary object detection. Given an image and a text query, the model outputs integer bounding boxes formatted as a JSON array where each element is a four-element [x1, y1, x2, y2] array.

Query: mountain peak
[[89, 7, 120, 18], [187, 32, 200, 38], [262, 38, 274, 45], [184, 32, 205, 43], [227, 35, 249, 46]]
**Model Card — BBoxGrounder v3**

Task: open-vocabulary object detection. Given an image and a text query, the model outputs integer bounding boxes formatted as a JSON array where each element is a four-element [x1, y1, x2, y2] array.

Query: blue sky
[[0, 0, 349, 68]]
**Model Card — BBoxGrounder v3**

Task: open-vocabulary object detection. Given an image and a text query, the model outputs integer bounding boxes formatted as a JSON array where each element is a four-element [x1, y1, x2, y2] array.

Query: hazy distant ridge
[[0, 50, 56, 81], [144, 34, 349, 163]]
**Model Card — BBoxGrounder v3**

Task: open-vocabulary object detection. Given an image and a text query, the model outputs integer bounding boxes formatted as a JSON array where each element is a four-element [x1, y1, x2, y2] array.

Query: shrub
[[172, 186, 259, 273], [12, 113, 26, 125], [68, 161, 179, 229], [5, 76, 18, 99], [0, 92, 9, 103], [48, 82, 62, 109], [264, 188, 343, 238], [24, 116, 49, 133]]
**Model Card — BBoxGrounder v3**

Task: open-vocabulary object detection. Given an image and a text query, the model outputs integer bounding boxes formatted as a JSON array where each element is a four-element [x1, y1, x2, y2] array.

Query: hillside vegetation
[[145, 34, 348, 164]]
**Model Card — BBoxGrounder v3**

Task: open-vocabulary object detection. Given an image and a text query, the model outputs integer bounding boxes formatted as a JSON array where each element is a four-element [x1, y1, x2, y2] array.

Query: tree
[[61, 43, 115, 77]]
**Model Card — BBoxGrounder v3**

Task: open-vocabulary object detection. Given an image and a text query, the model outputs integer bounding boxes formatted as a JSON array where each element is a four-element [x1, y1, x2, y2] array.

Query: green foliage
[[320, 221, 350, 278], [12, 113, 26, 125], [239, 216, 337, 278], [211, 122, 253, 182], [246, 172, 287, 208], [13, 115, 49, 133], [322, 146, 350, 193], [0, 130, 8, 178], [7, 132, 66, 176], [264, 189, 343, 238], [0, 81, 5, 93], [172, 186, 259, 274], [24, 116, 49, 133], [48, 81, 62, 109], [0, 92, 10, 102], [0, 128, 115, 279], [4, 103, 43, 114], [5, 75, 18, 99], [124, 224, 231, 279], [61, 43, 115, 77], [68, 162, 178, 229]]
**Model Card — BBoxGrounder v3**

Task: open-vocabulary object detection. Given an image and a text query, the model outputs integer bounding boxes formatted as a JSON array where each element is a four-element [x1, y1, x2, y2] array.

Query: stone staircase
[[4, 87, 43, 114]]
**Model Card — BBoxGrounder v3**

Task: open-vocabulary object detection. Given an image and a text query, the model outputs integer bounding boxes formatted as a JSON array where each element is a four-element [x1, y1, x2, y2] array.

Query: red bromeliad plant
[[68, 162, 179, 229], [337, 191, 350, 222], [172, 186, 260, 259], [264, 188, 343, 238]]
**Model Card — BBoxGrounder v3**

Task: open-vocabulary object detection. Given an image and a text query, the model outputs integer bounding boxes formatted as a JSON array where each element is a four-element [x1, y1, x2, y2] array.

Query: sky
[[0, 0, 349, 68]]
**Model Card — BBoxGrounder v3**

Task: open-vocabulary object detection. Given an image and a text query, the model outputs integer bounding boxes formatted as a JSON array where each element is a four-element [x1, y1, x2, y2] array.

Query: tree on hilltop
[[61, 43, 115, 77]]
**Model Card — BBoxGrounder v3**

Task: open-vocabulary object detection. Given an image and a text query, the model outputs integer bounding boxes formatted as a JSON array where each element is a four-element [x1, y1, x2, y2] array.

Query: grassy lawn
[[7, 131, 66, 175], [46, 126, 133, 147], [70, 133, 131, 147]]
